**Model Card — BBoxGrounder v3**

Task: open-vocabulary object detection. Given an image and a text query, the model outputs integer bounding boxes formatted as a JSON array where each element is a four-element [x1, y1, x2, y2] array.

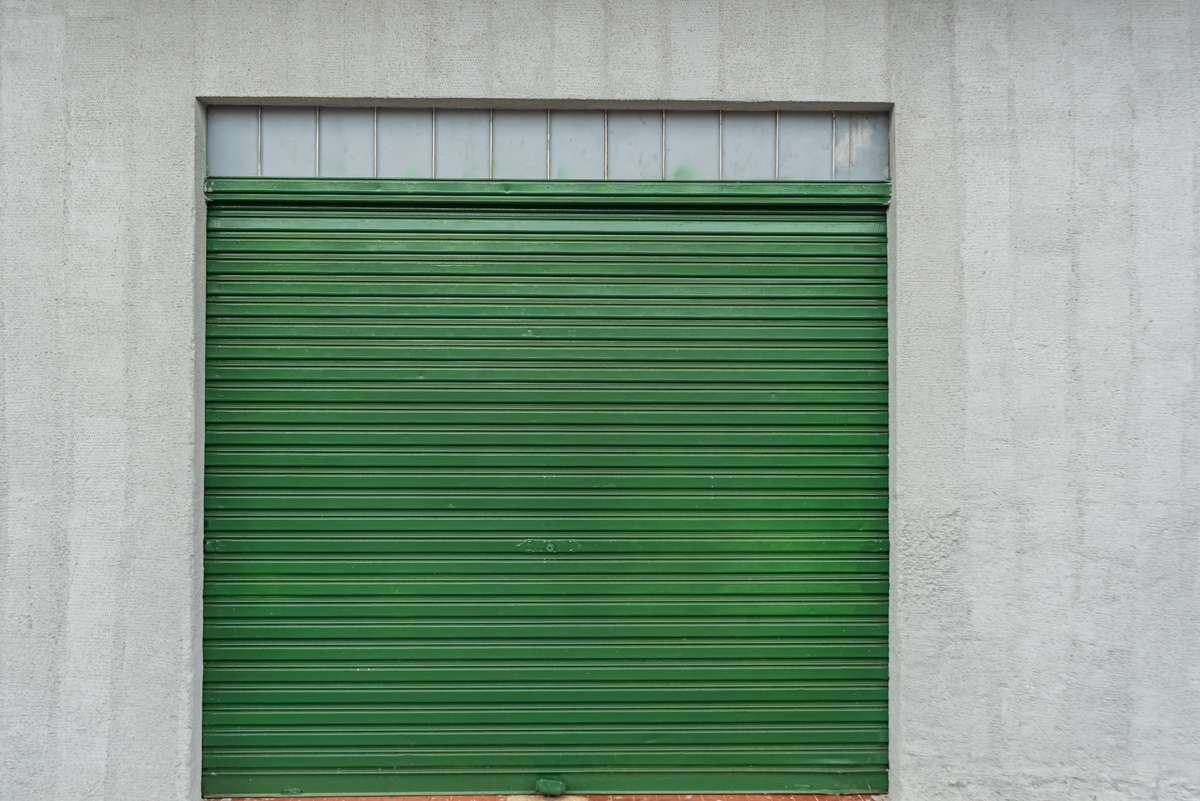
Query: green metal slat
[[199, 772, 886, 798], [207, 256, 887, 279], [202, 641, 889, 661], [206, 364, 889, 382], [203, 640, 888, 659], [203, 680, 889, 704], [206, 322, 888, 341], [204, 429, 889, 447], [205, 385, 890, 402], [203, 600, 889, 621], [202, 534, 889, 552], [203, 724, 889, 748], [207, 299, 887, 319], [203, 579, 889, 599], [203, 472, 889, 491], [204, 495, 890, 513], [204, 177, 891, 206], [199, 770, 887, 797], [203, 449, 889, 469], [207, 213, 886, 234], [203, 554, 889, 575], [206, 344, 886, 363], [202, 745, 890, 770], [203, 514, 888, 533], [203, 702, 889, 727], [206, 278, 884, 298], [207, 238, 885, 258], [203, 177, 888, 796], [205, 408, 888, 426], [204, 621, 889, 641]]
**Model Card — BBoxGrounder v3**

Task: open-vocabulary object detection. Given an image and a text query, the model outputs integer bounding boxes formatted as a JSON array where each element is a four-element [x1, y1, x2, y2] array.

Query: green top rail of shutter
[[206, 178, 891, 208]]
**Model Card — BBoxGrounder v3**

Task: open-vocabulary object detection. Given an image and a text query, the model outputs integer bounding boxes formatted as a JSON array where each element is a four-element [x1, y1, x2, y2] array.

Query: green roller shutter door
[[203, 179, 890, 797]]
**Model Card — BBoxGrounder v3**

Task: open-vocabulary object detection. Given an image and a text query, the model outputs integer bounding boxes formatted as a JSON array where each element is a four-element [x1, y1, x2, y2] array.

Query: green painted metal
[[203, 178, 889, 797], [535, 776, 569, 796]]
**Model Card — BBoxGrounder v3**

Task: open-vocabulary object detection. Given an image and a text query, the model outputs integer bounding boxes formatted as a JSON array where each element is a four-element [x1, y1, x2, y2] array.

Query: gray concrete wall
[[1, 1, 1197, 799]]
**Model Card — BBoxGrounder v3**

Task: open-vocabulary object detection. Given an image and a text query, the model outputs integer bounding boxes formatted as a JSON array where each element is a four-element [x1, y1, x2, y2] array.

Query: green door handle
[[534, 777, 567, 796]]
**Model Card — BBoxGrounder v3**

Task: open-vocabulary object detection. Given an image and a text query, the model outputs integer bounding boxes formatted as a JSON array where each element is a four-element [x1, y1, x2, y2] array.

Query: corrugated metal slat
[[203, 178, 889, 797]]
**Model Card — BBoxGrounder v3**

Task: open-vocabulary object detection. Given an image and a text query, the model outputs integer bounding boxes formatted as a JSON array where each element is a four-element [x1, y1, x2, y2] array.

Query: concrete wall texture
[[1, 1, 1198, 799]]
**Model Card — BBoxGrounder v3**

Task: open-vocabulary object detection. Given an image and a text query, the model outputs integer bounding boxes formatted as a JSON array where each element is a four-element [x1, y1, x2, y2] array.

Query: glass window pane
[[836, 112, 889, 180], [377, 109, 433, 179], [261, 107, 316, 177], [778, 111, 833, 180], [207, 106, 257, 176], [722, 112, 775, 180], [549, 111, 603, 180], [665, 111, 719, 180], [607, 111, 662, 180], [434, 109, 490, 179], [318, 108, 373, 177], [493, 110, 547, 179]]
